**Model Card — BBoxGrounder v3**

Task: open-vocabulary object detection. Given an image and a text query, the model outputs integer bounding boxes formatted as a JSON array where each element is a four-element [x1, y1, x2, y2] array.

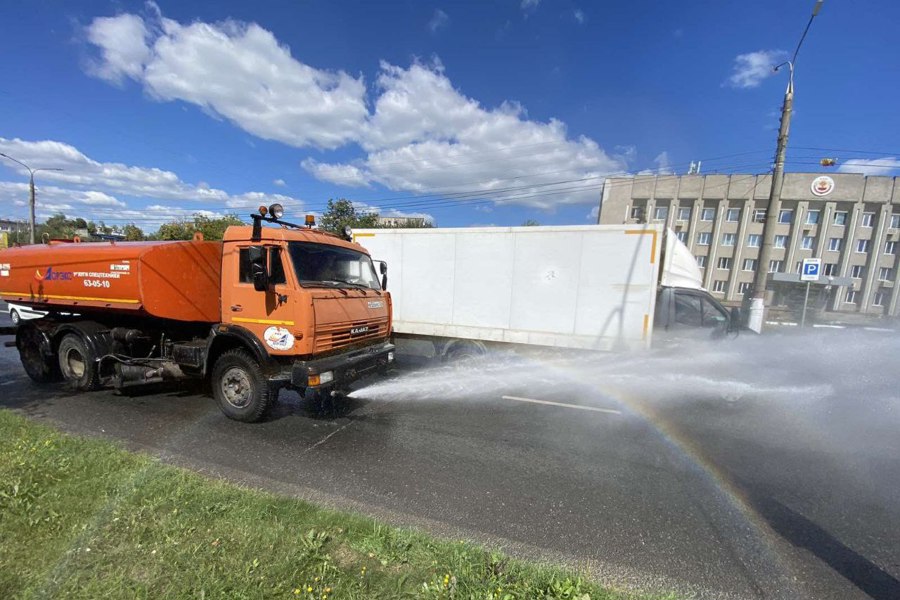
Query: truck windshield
[[288, 242, 382, 291]]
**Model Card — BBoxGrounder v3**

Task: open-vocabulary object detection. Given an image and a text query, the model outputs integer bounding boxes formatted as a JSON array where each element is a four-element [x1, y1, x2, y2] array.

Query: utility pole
[[747, 0, 824, 333], [0, 152, 64, 244]]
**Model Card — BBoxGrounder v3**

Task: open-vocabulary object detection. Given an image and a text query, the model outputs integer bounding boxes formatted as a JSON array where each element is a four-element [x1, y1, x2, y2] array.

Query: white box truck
[[354, 224, 737, 359]]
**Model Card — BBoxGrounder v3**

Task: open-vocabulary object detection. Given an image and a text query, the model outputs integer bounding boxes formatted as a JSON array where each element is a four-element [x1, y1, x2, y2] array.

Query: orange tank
[[0, 239, 222, 322]]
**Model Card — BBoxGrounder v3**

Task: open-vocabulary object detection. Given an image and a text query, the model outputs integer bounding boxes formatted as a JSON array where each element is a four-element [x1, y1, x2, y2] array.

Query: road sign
[[801, 258, 822, 282]]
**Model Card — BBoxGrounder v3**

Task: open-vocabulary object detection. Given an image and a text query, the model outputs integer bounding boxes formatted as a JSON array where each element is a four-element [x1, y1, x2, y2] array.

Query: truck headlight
[[308, 371, 334, 387]]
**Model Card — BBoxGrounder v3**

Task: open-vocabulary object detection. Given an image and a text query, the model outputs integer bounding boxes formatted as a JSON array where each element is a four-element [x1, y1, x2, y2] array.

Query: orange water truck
[[0, 205, 394, 421]]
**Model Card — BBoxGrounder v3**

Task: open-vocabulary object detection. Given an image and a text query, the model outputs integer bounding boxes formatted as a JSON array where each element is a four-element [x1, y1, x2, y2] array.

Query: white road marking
[[501, 395, 622, 415]]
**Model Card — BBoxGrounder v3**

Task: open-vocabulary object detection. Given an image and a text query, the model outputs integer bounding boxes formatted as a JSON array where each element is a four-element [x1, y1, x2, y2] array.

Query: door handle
[[230, 304, 243, 312]]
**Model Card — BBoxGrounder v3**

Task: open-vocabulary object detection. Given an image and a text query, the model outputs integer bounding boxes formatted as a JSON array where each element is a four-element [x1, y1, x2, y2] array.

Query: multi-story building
[[598, 172, 900, 319]]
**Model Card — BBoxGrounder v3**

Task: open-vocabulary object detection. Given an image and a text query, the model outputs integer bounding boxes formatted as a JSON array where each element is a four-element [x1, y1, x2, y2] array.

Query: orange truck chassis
[[0, 206, 394, 421]]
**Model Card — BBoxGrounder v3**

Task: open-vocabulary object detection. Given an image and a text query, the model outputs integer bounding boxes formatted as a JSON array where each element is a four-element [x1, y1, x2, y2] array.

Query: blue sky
[[0, 0, 898, 231]]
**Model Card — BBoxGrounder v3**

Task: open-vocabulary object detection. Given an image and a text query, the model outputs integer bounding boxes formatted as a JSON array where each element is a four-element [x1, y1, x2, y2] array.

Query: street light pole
[[747, 0, 824, 333], [0, 152, 64, 244]]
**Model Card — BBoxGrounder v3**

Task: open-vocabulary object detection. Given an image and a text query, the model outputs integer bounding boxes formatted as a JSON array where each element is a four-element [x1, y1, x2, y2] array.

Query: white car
[[7, 302, 47, 325]]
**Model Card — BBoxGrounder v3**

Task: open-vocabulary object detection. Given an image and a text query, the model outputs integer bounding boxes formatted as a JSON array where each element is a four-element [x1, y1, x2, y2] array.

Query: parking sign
[[801, 258, 822, 282]]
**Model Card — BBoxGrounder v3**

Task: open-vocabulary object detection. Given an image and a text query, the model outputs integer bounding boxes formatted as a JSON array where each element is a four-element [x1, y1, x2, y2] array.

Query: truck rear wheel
[[211, 349, 271, 423], [58, 334, 101, 391], [17, 324, 60, 384]]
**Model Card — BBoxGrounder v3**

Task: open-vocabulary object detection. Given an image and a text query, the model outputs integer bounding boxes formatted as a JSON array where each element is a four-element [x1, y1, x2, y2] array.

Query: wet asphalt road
[[0, 311, 898, 600]]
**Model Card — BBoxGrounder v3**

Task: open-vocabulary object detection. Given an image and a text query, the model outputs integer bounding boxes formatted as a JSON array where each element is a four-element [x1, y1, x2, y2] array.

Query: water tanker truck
[[0, 205, 394, 422]]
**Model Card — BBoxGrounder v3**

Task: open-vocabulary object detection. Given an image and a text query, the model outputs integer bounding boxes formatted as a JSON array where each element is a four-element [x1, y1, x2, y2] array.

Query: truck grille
[[314, 317, 388, 353]]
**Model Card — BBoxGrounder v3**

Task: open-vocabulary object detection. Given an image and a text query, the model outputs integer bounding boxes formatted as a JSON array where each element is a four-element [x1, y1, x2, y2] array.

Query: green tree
[[521, 219, 540, 226], [123, 224, 145, 241], [38, 213, 77, 241], [154, 214, 244, 241], [320, 199, 379, 234]]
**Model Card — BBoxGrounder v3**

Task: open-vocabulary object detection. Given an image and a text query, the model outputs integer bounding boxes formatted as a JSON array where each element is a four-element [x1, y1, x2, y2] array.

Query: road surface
[[0, 315, 897, 600]]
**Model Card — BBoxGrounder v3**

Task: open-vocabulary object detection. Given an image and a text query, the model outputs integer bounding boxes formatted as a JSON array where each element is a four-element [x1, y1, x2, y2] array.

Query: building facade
[[599, 172, 900, 319]]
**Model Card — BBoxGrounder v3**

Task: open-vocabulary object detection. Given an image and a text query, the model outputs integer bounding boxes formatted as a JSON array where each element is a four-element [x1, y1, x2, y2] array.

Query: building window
[[722, 233, 736, 246], [742, 258, 757, 271], [828, 238, 842, 252], [861, 212, 875, 228], [726, 208, 741, 222], [747, 234, 761, 247], [738, 281, 752, 295], [712, 280, 727, 293], [891, 214, 900, 229], [823, 263, 837, 276], [856, 239, 870, 253], [845, 289, 857, 304], [851, 265, 864, 279], [701, 208, 715, 221], [768, 260, 783, 273], [834, 211, 848, 225], [879, 267, 893, 281], [778, 209, 793, 224], [753, 209, 767, 223], [677, 206, 692, 221], [717, 257, 732, 270], [886, 241, 898, 255], [805, 210, 820, 225], [696, 255, 707, 268], [873, 291, 886, 307], [654, 206, 669, 221], [676, 230, 688, 243], [801, 235, 814, 250], [630, 205, 645, 220], [774, 235, 788, 248], [698, 232, 711, 245]]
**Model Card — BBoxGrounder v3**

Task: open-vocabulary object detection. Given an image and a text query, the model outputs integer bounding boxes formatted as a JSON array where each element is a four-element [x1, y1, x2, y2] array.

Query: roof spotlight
[[258, 205, 268, 216], [269, 203, 284, 219], [342, 225, 353, 241]]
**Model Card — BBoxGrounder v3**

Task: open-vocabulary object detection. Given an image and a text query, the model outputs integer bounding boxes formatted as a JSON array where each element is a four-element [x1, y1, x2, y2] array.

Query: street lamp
[[0, 153, 64, 245], [748, 0, 825, 333]]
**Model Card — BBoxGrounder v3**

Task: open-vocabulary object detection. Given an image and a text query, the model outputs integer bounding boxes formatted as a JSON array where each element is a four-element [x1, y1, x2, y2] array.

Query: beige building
[[598, 172, 900, 319]]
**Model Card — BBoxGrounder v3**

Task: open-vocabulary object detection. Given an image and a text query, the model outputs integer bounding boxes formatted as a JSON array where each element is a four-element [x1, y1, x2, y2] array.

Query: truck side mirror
[[375, 261, 388, 290], [248, 245, 269, 292]]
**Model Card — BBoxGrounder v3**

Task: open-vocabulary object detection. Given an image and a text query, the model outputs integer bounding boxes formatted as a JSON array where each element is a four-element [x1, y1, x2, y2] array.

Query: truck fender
[[205, 325, 275, 377], [51, 321, 114, 359]]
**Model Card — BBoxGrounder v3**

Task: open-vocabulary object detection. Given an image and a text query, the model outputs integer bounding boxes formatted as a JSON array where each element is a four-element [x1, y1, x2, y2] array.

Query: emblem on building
[[811, 175, 835, 197]]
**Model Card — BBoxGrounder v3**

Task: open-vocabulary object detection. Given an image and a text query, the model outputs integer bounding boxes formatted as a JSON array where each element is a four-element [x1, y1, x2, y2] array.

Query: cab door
[[221, 243, 299, 356], [654, 288, 730, 346]]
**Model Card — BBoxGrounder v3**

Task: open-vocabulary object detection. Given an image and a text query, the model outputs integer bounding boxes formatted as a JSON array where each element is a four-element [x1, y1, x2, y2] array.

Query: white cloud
[[84, 13, 152, 85], [428, 9, 449, 33], [521, 0, 541, 11], [837, 157, 900, 176], [573, 9, 585, 24], [273, 178, 286, 187], [301, 159, 372, 188], [84, 9, 627, 210], [727, 50, 787, 89], [84, 12, 368, 149]]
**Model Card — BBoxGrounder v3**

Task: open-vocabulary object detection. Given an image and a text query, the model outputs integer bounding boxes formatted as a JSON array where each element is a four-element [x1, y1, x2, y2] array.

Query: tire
[[444, 341, 486, 363], [57, 334, 101, 391], [17, 324, 60, 384], [211, 349, 271, 422], [10, 309, 20, 325]]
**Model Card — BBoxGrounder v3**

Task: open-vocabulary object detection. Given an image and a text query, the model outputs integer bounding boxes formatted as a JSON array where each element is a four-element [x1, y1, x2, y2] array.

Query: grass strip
[[0, 410, 675, 600]]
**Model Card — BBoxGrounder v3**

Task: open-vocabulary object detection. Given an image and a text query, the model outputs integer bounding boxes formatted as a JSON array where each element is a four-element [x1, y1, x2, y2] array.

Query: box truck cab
[[0, 205, 394, 422]]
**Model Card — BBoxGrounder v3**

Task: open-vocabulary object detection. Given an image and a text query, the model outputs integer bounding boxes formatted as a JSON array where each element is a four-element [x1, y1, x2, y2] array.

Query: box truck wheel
[[211, 349, 271, 423], [17, 324, 60, 384], [57, 334, 101, 391]]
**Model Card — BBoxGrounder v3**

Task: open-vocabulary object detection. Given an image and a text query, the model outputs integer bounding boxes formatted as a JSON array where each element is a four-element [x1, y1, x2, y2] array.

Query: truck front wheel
[[58, 334, 101, 391], [17, 324, 60, 384], [211, 349, 271, 423]]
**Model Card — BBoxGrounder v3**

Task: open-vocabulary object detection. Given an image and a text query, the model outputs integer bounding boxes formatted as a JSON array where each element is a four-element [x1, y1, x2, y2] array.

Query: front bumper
[[287, 341, 395, 390]]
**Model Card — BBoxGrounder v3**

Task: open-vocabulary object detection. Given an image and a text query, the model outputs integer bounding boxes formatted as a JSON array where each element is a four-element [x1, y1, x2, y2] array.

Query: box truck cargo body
[[354, 224, 734, 358]]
